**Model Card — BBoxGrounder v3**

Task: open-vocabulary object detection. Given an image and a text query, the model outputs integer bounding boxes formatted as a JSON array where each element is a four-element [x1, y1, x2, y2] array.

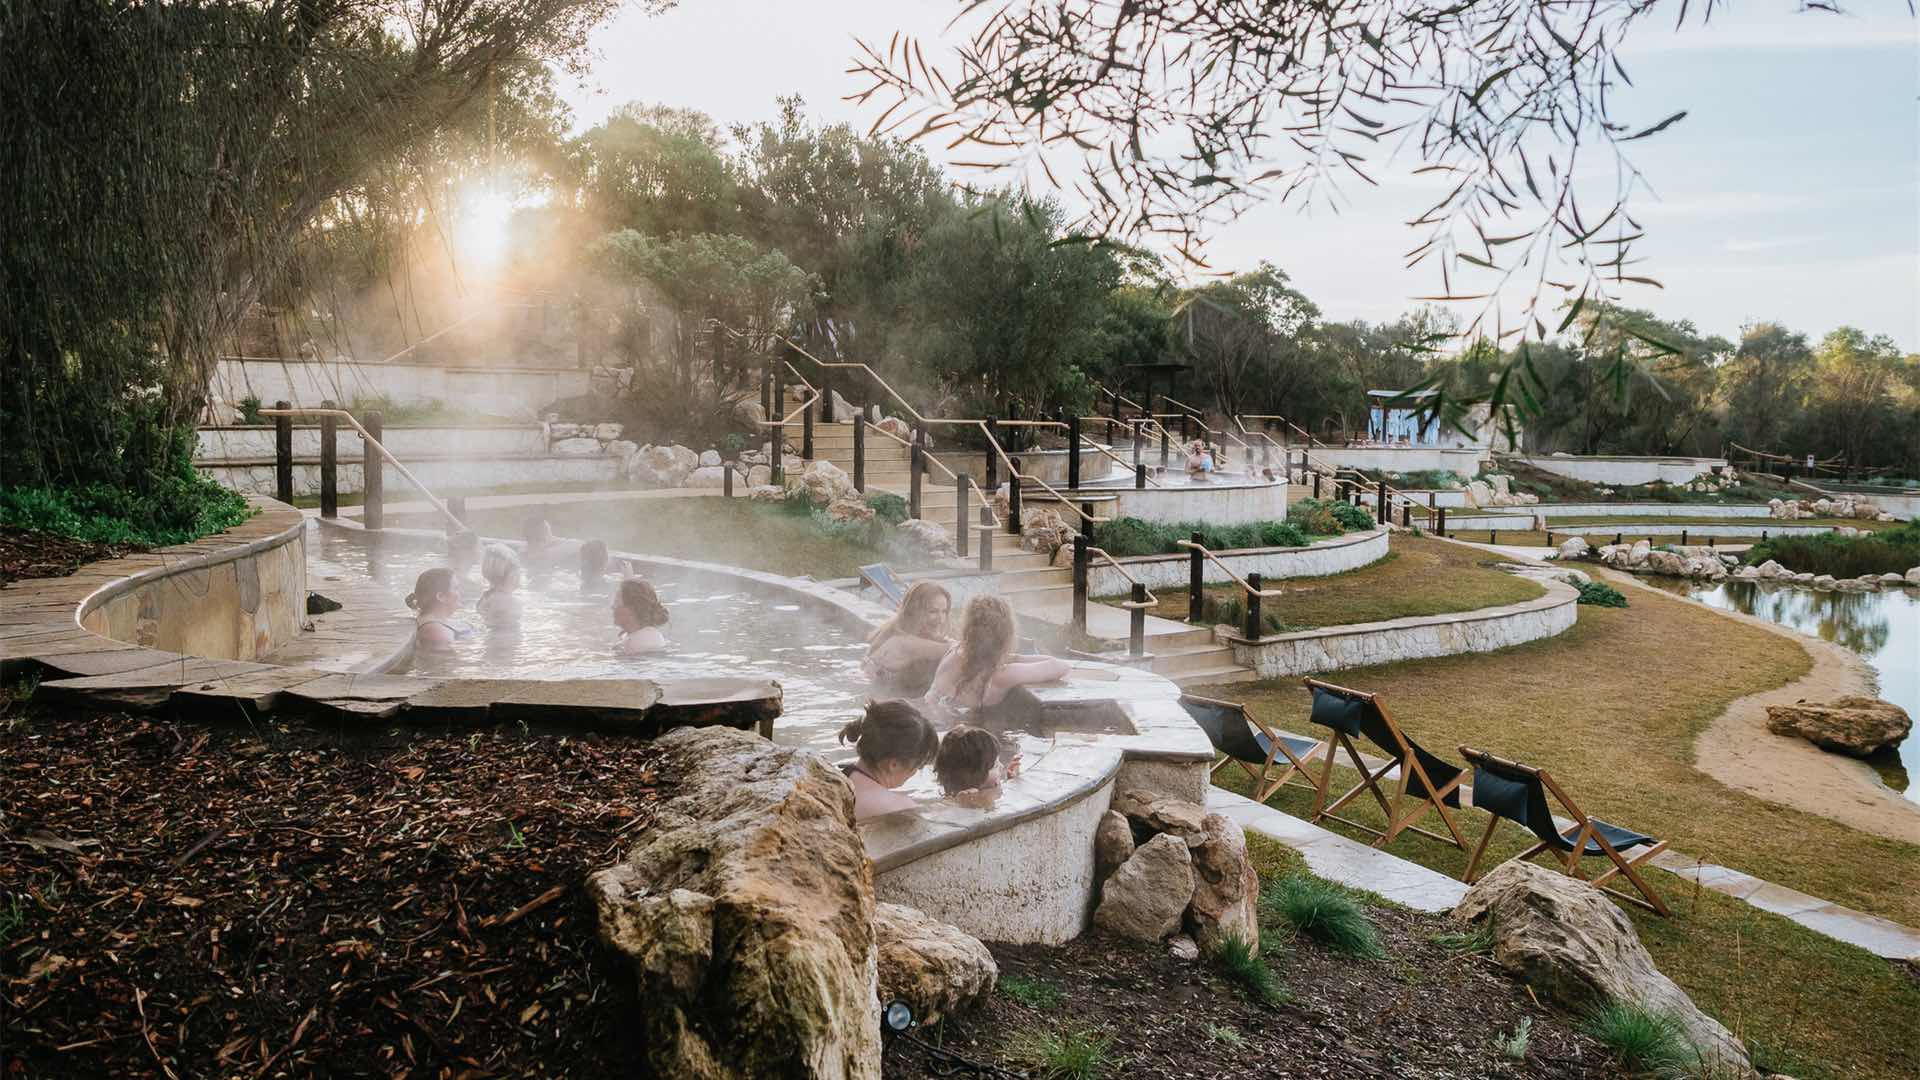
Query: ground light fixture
[[879, 999, 1022, 1078]]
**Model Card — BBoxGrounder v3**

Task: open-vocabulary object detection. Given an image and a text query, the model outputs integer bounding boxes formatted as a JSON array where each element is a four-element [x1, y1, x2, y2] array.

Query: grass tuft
[[998, 974, 1065, 1009], [1492, 1015, 1533, 1061], [1580, 1002, 1697, 1077], [1209, 932, 1289, 1006], [1206, 1023, 1246, 1048], [1005, 1024, 1115, 1080], [1262, 874, 1384, 958]]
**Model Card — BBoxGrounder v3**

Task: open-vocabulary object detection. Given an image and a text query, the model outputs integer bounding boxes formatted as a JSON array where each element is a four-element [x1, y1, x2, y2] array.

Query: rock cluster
[[1019, 508, 1074, 562], [1768, 496, 1893, 522], [1092, 791, 1260, 954], [1595, 540, 1735, 581], [1454, 861, 1756, 1078], [1464, 474, 1540, 509], [1731, 559, 1920, 591], [1765, 696, 1911, 758]]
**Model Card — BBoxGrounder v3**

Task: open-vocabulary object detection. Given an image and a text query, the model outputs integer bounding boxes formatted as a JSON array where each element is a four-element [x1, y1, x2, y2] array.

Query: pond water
[[1646, 578, 1918, 801]]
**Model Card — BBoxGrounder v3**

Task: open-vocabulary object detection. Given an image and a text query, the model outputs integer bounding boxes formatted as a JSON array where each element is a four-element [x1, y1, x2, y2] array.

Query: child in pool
[[406, 567, 471, 649], [926, 595, 1071, 711], [475, 544, 525, 628], [612, 576, 670, 654], [934, 725, 1020, 796], [839, 699, 939, 821]]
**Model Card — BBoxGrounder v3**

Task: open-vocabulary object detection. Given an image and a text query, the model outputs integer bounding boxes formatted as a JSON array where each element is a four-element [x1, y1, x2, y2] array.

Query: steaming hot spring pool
[[309, 527, 1146, 801]]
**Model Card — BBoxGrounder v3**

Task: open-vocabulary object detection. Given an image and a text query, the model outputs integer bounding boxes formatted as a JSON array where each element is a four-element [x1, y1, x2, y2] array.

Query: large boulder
[[895, 519, 955, 559], [1907, 566, 1920, 587], [551, 436, 605, 457], [1453, 862, 1753, 1077], [825, 497, 876, 524], [1558, 536, 1590, 560], [587, 727, 880, 1080], [1185, 813, 1260, 953], [1765, 696, 1911, 757], [1093, 833, 1194, 942], [788, 459, 858, 508], [628, 444, 700, 488], [1111, 789, 1207, 843], [1093, 810, 1135, 881], [1465, 479, 1494, 508], [873, 902, 997, 1027], [1019, 508, 1074, 561], [683, 465, 729, 489], [1644, 549, 1688, 576]]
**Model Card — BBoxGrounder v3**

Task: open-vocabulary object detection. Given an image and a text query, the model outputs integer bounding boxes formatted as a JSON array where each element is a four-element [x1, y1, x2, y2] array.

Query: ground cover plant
[[1744, 521, 1920, 578], [886, 839, 1620, 1080], [1091, 516, 1319, 558], [1124, 534, 1544, 632], [1573, 580, 1629, 607], [1196, 575, 1920, 1079], [0, 474, 253, 547], [0, 704, 665, 1078]]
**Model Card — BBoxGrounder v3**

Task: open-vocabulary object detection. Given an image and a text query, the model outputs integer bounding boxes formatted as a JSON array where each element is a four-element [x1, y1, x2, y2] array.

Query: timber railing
[[1174, 535, 1286, 641], [259, 404, 462, 531]]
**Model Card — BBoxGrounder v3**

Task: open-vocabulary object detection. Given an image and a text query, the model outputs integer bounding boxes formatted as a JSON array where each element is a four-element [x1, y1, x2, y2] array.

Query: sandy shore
[[1601, 569, 1920, 846]]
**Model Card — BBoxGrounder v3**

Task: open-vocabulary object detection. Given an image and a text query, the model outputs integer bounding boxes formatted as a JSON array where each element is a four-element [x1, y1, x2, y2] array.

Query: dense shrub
[[1744, 522, 1920, 578], [1292, 497, 1374, 534], [0, 476, 255, 547], [864, 491, 908, 525], [1574, 580, 1629, 607], [1092, 517, 1315, 557]]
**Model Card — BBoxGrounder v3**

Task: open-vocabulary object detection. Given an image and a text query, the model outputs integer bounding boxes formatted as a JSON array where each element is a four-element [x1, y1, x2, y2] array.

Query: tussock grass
[[1005, 1025, 1115, 1080], [1581, 1003, 1696, 1077], [1261, 874, 1384, 958], [1209, 932, 1289, 1006]]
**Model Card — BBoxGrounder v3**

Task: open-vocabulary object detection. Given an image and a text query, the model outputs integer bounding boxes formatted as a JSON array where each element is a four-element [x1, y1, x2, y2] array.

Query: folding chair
[[1458, 746, 1671, 916], [1180, 694, 1326, 804], [858, 563, 906, 609], [1302, 678, 1470, 852]]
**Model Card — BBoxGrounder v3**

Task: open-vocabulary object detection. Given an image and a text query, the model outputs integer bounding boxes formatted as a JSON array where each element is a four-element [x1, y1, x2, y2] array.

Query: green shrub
[[1261, 874, 1384, 958], [0, 476, 255, 547], [238, 395, 265, 425], [1744, 522, 1920, 578], [1290, 501, 1345, 537], [1092, 517, 1315, 557], [1575, 580, 1629, 607], [1580, 1003, 1696, 1076], [864, 491, 908, 525], [1210, 932, 1289, 1006], [1328, 500, 1376, 532]]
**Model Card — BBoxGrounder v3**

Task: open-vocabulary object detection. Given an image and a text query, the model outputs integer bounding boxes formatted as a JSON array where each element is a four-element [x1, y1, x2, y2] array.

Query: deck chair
[[859, 563, 906, 609], [1458, 746, 1671, 916], [1180, 694, 1326, 804], [1302, 678, 1470, 852]]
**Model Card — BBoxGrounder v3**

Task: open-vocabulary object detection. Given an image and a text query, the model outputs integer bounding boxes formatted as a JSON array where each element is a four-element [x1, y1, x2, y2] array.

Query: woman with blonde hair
[[475, 544, 524, 628], [926, 594, 1070, 711], [862, 581, 953, 695]]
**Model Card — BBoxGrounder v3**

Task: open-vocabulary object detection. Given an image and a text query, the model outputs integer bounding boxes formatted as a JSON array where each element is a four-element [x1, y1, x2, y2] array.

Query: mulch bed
[[0, 526, 144, 586], [886, 910, 1620, 1079], [1, 706, 663, 1078]]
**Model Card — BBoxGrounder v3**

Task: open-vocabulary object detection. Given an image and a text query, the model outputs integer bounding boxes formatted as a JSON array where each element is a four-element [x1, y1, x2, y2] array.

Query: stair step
[[1149, 644, 1241, 674], [1002, 582, 1075, 598], [1166, 665, 1261, 687]]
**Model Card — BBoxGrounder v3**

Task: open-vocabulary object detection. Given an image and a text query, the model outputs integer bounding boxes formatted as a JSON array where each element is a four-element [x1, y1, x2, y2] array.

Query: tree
[[567, 104, 739, 237], [1173, 264, 1318, 417], [1717, 323, 1814, 454], [2, 0, 642, 492]]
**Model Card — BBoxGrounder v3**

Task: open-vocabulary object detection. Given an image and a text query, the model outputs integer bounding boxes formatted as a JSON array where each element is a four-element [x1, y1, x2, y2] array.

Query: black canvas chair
[[1181, 694, 1326, 804], [1302, 678, 1470, 852], [859, 564, 906, 609], [1458, 746, 1671, 916]]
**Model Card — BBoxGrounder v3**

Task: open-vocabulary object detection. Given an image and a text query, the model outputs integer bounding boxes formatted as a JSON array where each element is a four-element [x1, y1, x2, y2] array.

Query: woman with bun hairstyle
[[406, 567, 471, 649], [612, 576, 670, 654], [839, 699, 939, 820], [926, 594, 1070, 711]]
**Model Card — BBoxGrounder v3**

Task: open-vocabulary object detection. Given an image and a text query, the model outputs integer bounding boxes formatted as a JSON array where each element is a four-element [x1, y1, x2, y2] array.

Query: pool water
[[1648, 578, 1918, 800]]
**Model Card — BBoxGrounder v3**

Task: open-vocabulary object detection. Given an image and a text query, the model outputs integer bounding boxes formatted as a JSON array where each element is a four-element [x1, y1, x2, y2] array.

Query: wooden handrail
[[1174, 539, 1285, 598], [1083, 545, 1158, 609], [258, 406, 460, 529]]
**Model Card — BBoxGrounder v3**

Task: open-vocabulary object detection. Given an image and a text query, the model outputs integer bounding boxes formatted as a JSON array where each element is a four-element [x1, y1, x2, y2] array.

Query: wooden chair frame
[[1459, 745, 1671, 917], [1184, 693, 1327, 804], [1302, 677, 1471, 853]]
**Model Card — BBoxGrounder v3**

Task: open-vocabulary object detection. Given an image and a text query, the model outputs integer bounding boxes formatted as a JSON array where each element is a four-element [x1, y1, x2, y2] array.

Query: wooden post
[[1129, 583, 1147, 657], [1133, 421, 1144, 466], [979, 506, 994, 571], [984, 416, 999, 494], [1178, 411, 1190, 440], [1072, 536, 1089, 633], [1312, 472, 1322, 499], [1244, 573, 1263, 640], [1188, 531, 1205, 624], [909, 423, 925, 520], [1135, 465, 1147, 489], [724, 460, 734, 498], [1436, 507, 1446, 536], [318, 400, 338, 518], [273, 400, 293, 505], [362, 411, 384, 530], [1545, 530, 1554, 548], [954, 470, 969, 558], [820, 367, 835, 423], [771, 361, 786, 485], [1681, 528, 1689, 547], [1008, 457, 1023, 534], [853, 419, 867, 493], [802, 391, 815, 460], [1159, 421, 1169, 466], [1067, 414, 1081, 490], [1377, 479, 1389, 524]]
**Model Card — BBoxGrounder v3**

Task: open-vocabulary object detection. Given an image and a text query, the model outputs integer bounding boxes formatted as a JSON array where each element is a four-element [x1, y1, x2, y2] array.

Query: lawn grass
[[1540, 515, 1899, 531], [1118, 534, 1545, 630], [1197, 585, 1920, 1080], [438, 497, 900, 579]]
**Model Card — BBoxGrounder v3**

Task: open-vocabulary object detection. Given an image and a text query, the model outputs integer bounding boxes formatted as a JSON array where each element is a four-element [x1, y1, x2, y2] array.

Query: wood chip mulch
[[0, 526, 144, 586], [885, 912, 1621, 1079], [1, 706, 664, 1078]]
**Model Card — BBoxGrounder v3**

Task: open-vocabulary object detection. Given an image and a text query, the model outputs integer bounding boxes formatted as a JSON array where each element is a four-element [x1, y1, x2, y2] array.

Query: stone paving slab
[[280, 672, 447, 721], [38, 659, 278, 711], [1206, 787, 1468, 912], [490, 678, 663, 733], [170, 666, 335, 724]]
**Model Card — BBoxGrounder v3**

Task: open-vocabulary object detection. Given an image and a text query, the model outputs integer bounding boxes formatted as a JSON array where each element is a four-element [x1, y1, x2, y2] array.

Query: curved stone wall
[[1087, 527, 1390, 594], [1510, 454, 1727, 486]]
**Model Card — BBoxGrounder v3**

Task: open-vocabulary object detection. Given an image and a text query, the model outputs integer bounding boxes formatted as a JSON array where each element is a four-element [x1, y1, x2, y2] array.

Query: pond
[[1647, 578, 1918, 801]]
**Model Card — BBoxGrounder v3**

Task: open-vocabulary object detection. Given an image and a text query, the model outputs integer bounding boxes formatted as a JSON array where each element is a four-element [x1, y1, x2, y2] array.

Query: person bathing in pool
[[935, 724, 1020, 797], [522, 512, 580, 571], [578, 539, 622, 594], [475, 544, 525, 629], [926, 594, 1071, 712], [611, 576, 669, 654], [839, 699, 940, 821], [862, 581, 953, 695], [406, 568, 472, 649]]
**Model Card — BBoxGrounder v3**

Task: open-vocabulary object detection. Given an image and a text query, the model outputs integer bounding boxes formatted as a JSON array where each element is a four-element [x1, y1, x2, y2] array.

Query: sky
[[554, 1, 1920, 350]]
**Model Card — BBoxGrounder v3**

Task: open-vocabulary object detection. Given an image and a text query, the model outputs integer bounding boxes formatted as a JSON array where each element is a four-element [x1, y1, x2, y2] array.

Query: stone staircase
[[784, 388, 1258, 688]]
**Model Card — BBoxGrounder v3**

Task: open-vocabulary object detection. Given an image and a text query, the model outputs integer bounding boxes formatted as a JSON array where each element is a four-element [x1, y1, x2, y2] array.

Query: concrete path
[[1205, 788, 1469, 913]]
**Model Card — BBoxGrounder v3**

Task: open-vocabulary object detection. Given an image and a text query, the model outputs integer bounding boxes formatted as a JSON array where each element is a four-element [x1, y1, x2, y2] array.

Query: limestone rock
[[1465, 479, 1494, 508], [1112, 789, 1207, 843], [1019, 508, 1074, 561], [700, 449, 723, 467], [788, 459, 858, 508], [1558, 536, 1590, 559], [1093, 833, 1195, 941], [628, 444, 700, 488], [825, 497, 875, 523], [1185, 813, 1260, 953], [873, 902, 997, 1027], [733, 400, 767, 428], [1644, 549, 1687, 576], [552, 436, 604, 457], [549, 422, 586, 439], [1765, 696, 1911, 757], [1167, 935, 1200, 962], [1812, 574, 1836, 590], [747, 465, 773, 488], [588, 727, 880, 1080], [594, 422, 624, 441], [1879, 573, 1905, 586], [746, 484, 786, 502], [1093, 810, 1135, 882], [683, 465, 728, 489], [875, 416, 913, 441], [1906, 566, 1920, 587], [1453, 861, 1753, 1077], [895, 519, 955, 559]]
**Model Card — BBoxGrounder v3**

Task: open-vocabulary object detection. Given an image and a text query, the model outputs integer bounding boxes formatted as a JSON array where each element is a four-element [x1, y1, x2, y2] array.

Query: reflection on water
[[1646, 578, 1918, 801]]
